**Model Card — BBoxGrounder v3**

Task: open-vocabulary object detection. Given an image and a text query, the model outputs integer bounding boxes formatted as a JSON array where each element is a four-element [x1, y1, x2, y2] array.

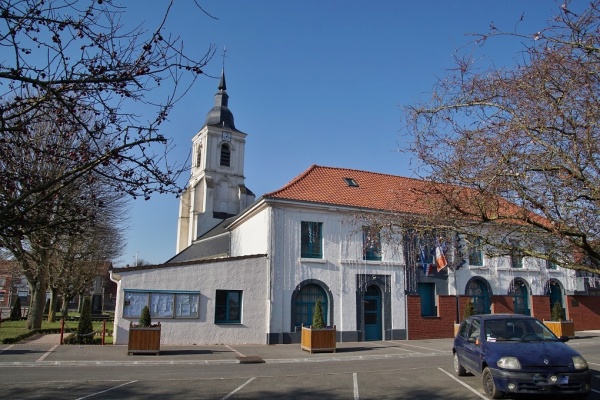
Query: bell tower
[[176, 70, 255, 253]]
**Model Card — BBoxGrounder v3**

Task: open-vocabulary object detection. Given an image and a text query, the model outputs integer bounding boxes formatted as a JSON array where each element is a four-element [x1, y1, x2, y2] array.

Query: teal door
[[364, 286, 382, 341]]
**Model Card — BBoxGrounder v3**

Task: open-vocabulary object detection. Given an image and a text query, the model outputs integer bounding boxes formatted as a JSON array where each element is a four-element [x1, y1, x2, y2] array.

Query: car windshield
[[484, 318, 559, 342]]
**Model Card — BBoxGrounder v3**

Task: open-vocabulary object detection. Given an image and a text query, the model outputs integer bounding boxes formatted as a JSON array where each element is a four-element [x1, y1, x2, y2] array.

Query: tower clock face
[[222, 131, 231, 142]]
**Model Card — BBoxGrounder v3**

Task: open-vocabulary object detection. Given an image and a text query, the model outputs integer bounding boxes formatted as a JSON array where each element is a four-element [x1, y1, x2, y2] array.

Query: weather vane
[[222, 46, 227, 69]]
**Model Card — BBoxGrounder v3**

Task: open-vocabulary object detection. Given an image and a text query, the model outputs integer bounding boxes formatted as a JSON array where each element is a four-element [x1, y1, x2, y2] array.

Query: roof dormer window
[[343, 177, 358, 187]]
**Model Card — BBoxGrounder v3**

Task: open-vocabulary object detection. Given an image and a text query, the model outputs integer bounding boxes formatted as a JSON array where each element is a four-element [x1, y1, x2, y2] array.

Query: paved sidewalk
[[2, 330, 598, 367], [0, 334, 457, 367]]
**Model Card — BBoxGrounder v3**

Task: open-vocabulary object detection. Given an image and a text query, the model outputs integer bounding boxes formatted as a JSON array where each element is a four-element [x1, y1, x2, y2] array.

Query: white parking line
[[221, 377, 255, 400], [388, 341, 448, 353], [353, 372, 359, 400], [225, 345, 245, 357], [36, 344, 58, 362], [437, 368, 488, 399], [75, 380, 138, 400]]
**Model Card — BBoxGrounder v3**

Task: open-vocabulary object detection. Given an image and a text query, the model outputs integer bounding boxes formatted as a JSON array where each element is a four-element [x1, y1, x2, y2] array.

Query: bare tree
[[48, 193, 126, 322], [0, 0, 215, 239], [402, 1, 600, 272]]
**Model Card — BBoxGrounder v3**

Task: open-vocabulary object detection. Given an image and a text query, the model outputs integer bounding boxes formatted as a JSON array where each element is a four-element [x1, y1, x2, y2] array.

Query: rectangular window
[[510, 250, 523, 268], [215, 290, 242, 323], [417, 283, 436, 317], [509, 240, 523, 268], [363, 227, 382, 261], [546, 260, 558, 270], [0, 291, 4, 302], [123, 290, 200, 319], [301, 221, 323, 258], [468, 237, 483, 266]]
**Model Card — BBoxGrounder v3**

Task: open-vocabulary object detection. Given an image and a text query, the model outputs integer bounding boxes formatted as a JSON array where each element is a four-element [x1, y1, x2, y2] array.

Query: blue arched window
[[293, 284, 328, 328], [466, 278, 491, 314], [509, 278, 530, 315]]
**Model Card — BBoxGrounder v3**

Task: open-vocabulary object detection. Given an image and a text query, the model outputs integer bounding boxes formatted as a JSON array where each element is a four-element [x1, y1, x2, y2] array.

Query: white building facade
[[110, 71, 597, 346]]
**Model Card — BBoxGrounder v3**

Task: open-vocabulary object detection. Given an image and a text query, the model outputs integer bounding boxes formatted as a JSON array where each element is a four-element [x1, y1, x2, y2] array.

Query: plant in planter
[[551, 302, 565, 322], [454, 300, 476, 336], [312, 298, 325, 329], [544, 302, 575, 337], [301, 299, 336, 353], [128, 305, 161, 355], [463, 301, 476, 319]]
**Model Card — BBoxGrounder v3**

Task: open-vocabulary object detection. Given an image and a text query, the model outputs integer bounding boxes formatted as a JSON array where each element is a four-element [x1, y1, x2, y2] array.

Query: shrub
[[463, 301, 476, 319], [10, 297, 21, 319], [76, 297, 95, 344], [551, 302, 565, 322], [139, 305, 152, 327], [312, 299, 325, 329]]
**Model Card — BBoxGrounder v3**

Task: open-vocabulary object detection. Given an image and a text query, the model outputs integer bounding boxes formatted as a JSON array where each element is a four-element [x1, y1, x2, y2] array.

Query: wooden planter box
[[128, 322, 161, 355], [543, 320, 575, 338], [301, 325, 336, 353]]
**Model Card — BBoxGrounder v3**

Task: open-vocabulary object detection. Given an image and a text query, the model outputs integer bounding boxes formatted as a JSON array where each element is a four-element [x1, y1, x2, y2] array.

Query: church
[[110, 72, 600, 346]]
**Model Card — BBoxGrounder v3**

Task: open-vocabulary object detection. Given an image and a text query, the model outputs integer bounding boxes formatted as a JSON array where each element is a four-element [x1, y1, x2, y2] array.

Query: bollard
[[60, 318, 64, 345]]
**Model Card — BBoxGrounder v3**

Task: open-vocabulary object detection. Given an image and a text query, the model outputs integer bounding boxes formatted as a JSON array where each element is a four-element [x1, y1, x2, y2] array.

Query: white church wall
[[230, 207, 270, 256], [111, 256, 269, 345]]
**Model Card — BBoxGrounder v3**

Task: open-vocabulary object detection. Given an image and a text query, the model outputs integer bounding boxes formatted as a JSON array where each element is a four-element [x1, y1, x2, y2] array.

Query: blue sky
[[121, 1, 569, 266]]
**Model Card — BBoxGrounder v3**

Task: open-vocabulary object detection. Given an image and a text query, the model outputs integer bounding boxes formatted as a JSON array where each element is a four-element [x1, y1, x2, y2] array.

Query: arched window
[[293, 283, 328, 328], [468, 237, 483, 266], [509, 278, 530, 315], [220, 144, 231, 167], [466, 278, 491, 314], [546, 279, 564, 315]]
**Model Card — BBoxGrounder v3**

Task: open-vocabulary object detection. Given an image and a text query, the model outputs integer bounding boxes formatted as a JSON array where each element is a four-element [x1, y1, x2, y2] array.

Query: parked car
[[453, 314, 591, 399]]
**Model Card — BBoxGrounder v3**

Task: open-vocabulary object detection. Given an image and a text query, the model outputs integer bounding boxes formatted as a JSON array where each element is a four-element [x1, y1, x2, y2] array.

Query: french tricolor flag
[[435, 241, 448, 272]]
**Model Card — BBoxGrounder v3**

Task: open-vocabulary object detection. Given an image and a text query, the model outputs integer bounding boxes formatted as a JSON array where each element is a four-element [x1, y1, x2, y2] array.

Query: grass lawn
[[0, 318, 114, 344]]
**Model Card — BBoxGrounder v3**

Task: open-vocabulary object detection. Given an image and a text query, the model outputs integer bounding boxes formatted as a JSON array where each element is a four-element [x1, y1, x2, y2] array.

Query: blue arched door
[[364, 285, 382, 341]]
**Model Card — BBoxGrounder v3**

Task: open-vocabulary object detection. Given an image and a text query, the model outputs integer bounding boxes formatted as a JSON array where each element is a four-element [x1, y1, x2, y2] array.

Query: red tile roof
[[264, 165, 439, 214], [264, 165, 547, 228]]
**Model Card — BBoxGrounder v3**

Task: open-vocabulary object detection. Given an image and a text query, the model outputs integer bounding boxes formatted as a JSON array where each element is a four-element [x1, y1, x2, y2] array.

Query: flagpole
[[454, 264, 460, 323]]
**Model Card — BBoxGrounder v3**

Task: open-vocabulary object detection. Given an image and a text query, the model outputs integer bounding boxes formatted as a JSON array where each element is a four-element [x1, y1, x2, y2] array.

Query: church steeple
[[204, 69, 236, 129], [176, 69, 255, 254]]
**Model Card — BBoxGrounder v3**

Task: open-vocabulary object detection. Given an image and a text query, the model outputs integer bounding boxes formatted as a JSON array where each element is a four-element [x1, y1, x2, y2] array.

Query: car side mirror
[[559, 335, 569, 342]]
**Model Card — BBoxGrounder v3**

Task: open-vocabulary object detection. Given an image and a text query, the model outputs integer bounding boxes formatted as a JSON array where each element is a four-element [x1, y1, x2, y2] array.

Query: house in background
[[110, 71, 600, 346]]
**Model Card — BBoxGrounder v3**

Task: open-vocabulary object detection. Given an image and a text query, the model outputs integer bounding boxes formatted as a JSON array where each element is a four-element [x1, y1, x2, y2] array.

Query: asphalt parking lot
[[1, 333, 599, 399]]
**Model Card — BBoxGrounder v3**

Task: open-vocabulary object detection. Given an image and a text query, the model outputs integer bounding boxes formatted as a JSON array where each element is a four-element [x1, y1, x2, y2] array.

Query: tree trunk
[[26, 279, 48, 330], [60, 295, 72, 317], [47, 287, 59, 322]]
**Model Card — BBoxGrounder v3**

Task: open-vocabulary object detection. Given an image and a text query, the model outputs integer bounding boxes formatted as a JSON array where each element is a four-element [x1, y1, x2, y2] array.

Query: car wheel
[[453, 352, 467, 376], [482, 367, 503, 399]]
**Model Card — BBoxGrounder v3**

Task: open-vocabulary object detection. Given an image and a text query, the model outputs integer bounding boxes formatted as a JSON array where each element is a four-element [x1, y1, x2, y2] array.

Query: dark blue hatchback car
[[453, 314, 591, 399]]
